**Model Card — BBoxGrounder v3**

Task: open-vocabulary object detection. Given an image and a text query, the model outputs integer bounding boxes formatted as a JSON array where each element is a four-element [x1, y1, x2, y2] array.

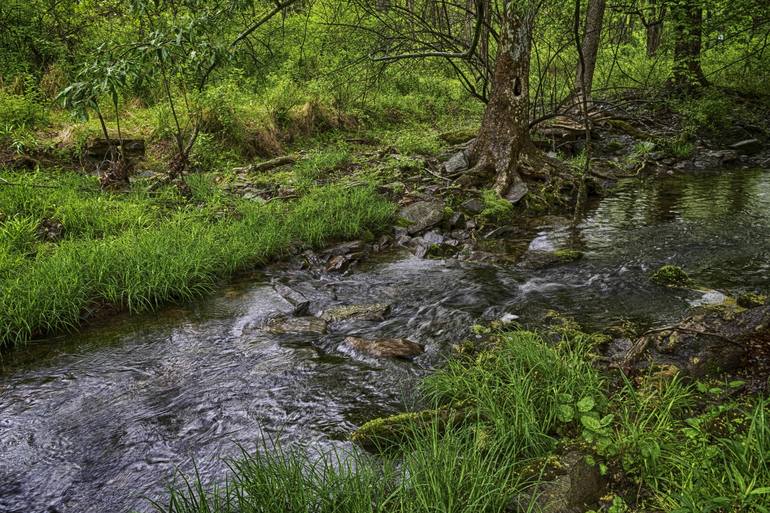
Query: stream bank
[[0, 167, 768, 512]]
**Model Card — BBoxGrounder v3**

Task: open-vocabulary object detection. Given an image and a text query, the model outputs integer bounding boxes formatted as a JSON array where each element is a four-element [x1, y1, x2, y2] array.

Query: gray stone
[[460, 198, 485, 214], [442, 151, 469, 175], [273, 283, 310, 315], [692, 149, 738, 169], [395, 234, 412, 247], [509, 451, 604, 513], [414, 243, 429, 259], [484, 226, 516, 239], [320, 303, 392, 322], [447, 211, 465, 229], [450, 229, 470, 241], [399, 200, 445, 235], [730, 138, 763, 155], [323, 240, 366, 257], [422, 231, 445, 245], [342, 336, 424, 359], [504, 174, 529, 204]]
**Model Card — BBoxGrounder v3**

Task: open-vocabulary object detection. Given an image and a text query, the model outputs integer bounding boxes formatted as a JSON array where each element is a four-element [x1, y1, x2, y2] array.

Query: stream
[[1, 168, 768, 513]]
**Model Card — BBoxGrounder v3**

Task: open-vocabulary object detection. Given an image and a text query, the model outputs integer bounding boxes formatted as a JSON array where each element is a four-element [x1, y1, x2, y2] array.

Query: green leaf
[[577, 396, 595, 413], [581, 415, 602, 431], [557, 404, 575, 423]]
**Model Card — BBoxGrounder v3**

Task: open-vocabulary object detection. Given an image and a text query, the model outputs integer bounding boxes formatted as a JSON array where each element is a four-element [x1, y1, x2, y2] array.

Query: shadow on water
[[0, 169, 768, 513]]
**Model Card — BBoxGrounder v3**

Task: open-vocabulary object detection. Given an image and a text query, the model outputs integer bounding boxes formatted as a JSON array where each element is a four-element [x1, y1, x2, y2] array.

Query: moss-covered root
[[650, 264, 693, 287], [351, 406, 469, 452]]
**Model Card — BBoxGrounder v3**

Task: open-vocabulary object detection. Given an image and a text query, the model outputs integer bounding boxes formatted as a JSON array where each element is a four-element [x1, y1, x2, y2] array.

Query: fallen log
[[620, 304, 770, 380]]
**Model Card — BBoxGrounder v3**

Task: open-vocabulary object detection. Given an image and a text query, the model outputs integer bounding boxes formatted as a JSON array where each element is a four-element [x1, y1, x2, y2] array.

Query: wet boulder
[[265, 316, 328, 335], [320, 303, 391, 322], [508, 451, 605, 513], [460, 197, 485, 215], [412, 231, 461, 259], [688, 148, 738, 169], [273, 283, 311, 315], [342, 336, 424, 359], [620, 304, 770, 378], [399, 200, 445, 235]]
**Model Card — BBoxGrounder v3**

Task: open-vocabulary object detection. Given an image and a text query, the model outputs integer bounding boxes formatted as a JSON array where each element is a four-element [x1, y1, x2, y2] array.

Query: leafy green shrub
[[674, 89, 746, 137], [197, 82, 250, 146], [0, 90, 46, 129]]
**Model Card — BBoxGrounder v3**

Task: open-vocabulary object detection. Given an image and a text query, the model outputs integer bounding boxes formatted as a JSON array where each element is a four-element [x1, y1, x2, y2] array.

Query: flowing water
[[1, 169, 769, 513]]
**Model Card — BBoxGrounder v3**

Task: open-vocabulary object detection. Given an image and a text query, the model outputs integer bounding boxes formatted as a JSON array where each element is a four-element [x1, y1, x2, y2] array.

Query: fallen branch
[[241, 155, 297, 174]]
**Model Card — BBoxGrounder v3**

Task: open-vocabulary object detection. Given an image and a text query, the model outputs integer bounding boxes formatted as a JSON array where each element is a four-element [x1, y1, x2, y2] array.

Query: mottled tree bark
[[575, 0, 606, 102], [671, 0, 707, 90], [468, 3, 536, 198], [644, 0, 665, 57], [646, 20, 663, 56]]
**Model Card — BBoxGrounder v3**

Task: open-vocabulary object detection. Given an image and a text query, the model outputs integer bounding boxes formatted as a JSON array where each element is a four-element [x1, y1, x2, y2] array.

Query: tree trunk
[[643, 0, 665, 57], [646, 21, 663, 56], [575, 0, 606, 102], [467, 3, 536, 199], [671, 0, 707, 90]]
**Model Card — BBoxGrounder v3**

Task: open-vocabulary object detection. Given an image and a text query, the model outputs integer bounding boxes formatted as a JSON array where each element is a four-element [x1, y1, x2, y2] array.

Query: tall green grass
[[0, 172, 394, 349]]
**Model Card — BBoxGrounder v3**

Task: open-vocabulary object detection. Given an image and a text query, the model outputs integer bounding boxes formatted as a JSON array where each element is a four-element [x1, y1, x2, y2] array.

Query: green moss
[[651, 264, 693, 287], [352, 408, 464, 452], [553, 249, 584, 262], [480, 189, 513, 222], [737, 292, 767, 309], [439, 127, 478, 144]]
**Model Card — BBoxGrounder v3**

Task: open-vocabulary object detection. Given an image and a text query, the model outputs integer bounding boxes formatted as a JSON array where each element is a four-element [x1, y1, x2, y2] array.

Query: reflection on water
[[0, 169, 768, 513]]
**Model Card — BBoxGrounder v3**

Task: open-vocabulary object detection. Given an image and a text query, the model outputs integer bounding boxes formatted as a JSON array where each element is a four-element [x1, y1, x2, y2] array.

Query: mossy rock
[[651, 265, 693, 287], [553, 249, 584, 262], [351, 406, 470, 452], [737, 293, 767, 309], [439, 127, 478, 145]]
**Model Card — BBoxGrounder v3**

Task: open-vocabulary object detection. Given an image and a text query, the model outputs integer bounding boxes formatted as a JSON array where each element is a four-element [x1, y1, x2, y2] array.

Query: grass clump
[[293, 144, 351, 185], [650, 264, 693, 287], [0, 171, 394, 349]]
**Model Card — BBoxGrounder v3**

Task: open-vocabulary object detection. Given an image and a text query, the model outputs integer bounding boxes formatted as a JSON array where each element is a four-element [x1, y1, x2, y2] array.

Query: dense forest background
[[1, 0, 769, 182]]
